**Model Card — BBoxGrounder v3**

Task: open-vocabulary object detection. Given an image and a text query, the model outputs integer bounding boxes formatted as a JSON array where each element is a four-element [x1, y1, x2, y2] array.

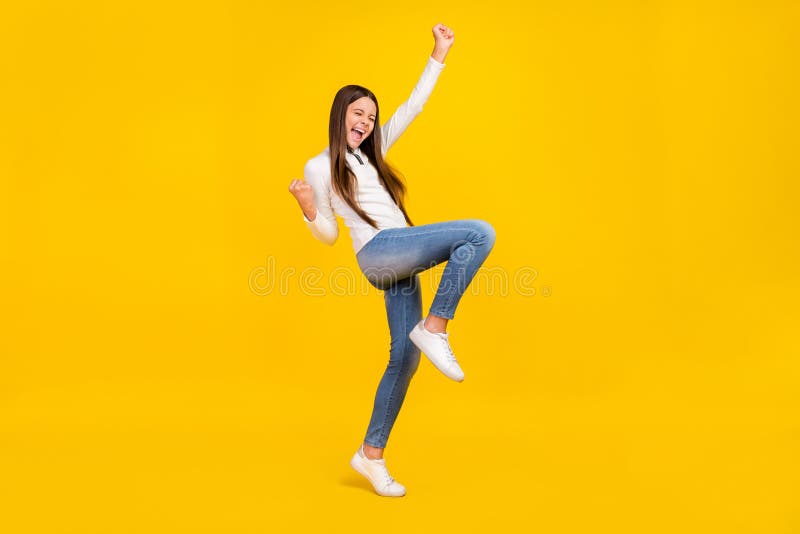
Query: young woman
[[287, 23, 496, 497]]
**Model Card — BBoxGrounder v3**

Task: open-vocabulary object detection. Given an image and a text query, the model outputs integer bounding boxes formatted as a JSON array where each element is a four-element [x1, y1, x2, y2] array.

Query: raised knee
[[469, 219, 496, 248]]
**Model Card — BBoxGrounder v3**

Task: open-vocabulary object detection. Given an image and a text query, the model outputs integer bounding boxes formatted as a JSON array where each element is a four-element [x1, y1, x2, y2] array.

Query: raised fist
[[432, 23, 455, 50]]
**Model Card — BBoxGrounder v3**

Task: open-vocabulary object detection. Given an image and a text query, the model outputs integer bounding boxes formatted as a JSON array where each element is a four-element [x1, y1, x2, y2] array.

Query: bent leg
[[357, 219, 497, 320], [428, 219, 496, 319]]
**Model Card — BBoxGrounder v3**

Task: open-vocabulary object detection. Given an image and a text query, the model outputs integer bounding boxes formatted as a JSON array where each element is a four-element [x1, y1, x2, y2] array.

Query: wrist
[[431, 46, 449, 63], [301, 203, 316, 220]]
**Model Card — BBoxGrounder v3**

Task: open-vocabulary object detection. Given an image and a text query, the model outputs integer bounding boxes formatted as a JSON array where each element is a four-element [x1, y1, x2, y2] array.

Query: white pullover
[[302, 56, 446, 254]]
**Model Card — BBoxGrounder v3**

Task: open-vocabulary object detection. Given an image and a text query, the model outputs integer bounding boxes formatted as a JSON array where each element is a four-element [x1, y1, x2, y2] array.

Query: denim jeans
[[355, 219, 496, 448]]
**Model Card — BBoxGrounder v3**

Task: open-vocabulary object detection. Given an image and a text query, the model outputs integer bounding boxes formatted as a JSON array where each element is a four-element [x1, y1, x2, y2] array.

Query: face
[[345, 96, 377, 149]]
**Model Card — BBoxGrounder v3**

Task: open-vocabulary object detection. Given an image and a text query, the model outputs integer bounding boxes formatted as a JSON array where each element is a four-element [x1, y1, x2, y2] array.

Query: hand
[[432, 23, 454, 51], [288, 178, 315, 214]]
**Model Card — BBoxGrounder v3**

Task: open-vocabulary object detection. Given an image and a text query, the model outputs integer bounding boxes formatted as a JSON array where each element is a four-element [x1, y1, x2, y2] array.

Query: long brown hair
[[328, 85, 414, 229]]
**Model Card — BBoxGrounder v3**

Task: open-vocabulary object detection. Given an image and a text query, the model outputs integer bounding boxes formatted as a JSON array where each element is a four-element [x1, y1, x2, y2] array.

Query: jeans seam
[[443, 256, 468, 314], [431, 239, 474, 318]]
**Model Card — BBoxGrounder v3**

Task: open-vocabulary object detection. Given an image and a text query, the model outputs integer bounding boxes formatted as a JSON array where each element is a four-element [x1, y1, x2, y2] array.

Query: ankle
[[424, 315, 448, 334], [362, 443, 384, 460]]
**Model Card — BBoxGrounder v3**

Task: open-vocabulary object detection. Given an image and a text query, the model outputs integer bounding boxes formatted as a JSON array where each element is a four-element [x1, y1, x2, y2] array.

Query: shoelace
[[381, 469, 396, 488], [361, 449, 398, 489], [436, 334, 458, 363], [373, 461, 396, 488]]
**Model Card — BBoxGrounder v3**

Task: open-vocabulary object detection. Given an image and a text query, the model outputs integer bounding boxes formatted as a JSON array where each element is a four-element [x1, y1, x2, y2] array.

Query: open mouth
[[350, 128, 365, 142]]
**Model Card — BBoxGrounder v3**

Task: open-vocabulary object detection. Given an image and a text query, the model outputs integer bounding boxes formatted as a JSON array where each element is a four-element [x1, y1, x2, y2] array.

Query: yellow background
[[2, 0, 798, 532]]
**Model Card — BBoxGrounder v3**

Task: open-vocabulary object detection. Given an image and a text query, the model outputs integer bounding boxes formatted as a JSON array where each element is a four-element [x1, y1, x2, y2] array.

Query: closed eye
[[355, 110, 376, 121]]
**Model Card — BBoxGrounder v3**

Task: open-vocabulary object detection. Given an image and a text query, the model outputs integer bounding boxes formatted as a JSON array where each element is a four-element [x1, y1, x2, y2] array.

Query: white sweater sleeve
[[381, 56, 446, 156], [302, 158, 339, 246]]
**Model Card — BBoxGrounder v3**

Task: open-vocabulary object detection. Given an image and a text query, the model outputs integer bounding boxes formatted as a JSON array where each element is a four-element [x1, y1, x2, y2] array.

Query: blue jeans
[[355, 219, 497, 448]]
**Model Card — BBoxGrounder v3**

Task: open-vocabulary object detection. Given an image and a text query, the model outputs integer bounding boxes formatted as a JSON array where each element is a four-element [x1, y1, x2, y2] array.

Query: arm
[[287, 160, 339, 246], [381, 23, 455, 155]]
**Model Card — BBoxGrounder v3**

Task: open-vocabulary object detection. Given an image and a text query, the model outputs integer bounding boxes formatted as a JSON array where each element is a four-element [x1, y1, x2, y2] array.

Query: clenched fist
[[432, 23, 454, 51], [288, 178, 316, 221]]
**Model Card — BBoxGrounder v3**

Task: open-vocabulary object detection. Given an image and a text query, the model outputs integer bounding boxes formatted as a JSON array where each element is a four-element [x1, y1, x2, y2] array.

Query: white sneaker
[[408, 319, 465, 382], [350, 446, 406, 497]]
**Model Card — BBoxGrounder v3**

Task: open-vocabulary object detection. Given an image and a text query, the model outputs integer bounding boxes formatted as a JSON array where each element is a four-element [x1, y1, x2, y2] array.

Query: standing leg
[[349, 274, 420, 497], [363, 273, 423, 453]]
